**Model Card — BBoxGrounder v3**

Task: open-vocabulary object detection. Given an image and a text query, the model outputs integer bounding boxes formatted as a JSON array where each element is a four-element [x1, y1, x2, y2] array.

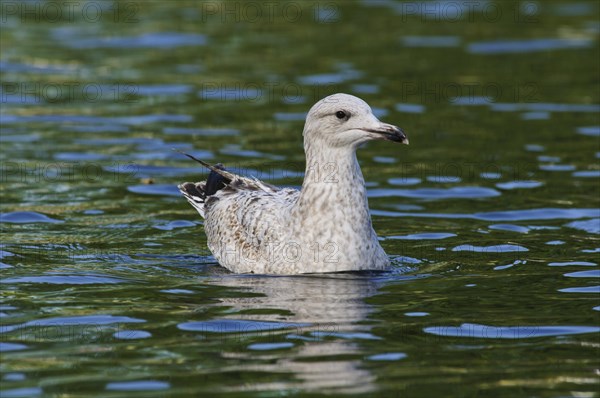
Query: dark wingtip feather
[[179, 182, 206, 200], [173, 149, 236, 182], [205, 164, 230, 196], [172, 149, 213, 169]]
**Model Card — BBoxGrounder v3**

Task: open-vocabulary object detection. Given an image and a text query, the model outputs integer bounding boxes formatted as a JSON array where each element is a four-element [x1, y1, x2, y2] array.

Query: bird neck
[[302, 143, 363, 188], [295, 142, 372, 229]]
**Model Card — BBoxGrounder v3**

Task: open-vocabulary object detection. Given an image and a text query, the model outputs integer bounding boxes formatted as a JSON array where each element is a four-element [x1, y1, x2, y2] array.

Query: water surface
[[1, 1, 599, 397]]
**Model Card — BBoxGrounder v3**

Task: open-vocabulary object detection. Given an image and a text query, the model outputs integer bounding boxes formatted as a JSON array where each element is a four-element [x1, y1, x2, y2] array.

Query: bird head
[[303, 93, 409, 149]]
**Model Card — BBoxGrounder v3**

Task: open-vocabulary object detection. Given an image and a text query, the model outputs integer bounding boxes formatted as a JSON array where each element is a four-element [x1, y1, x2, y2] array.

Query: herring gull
[[178, 93, 409, 274]]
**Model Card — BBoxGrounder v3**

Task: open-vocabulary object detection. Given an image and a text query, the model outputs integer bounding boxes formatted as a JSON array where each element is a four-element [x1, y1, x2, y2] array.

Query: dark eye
[[335, 111, 348, 120]]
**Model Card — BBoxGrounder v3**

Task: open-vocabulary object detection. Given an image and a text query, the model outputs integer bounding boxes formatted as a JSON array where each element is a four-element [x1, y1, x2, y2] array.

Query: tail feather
[[173, 149, 237, 181], [178, 182, 207, 217], [180, 182, 206, 200], [204, 164, 229, 196], [176, 150, 233, 219]]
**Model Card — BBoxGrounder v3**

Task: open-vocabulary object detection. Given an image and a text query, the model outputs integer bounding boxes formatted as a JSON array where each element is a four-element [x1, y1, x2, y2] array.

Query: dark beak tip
[[363, 126, 409, 145], [393, 127, 409, 145]]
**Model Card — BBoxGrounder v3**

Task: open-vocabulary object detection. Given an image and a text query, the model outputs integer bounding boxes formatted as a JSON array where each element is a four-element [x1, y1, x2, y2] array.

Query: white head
[[303, 93, 408, 149]]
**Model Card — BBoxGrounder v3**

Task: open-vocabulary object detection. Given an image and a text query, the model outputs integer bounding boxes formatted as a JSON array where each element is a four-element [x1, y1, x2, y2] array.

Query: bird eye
[[335, 111, 348, 120]]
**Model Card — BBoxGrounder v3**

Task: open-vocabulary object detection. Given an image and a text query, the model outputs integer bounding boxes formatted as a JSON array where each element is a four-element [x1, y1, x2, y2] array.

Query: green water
[[1, 1, 599, 397]]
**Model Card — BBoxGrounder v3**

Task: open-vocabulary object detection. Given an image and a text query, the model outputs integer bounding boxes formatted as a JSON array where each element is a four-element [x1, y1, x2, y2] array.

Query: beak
[[361, 123, 409, 145]]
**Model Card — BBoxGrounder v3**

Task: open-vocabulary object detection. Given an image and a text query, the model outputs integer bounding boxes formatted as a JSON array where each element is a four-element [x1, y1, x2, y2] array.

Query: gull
[[178, 93, 409, 274]]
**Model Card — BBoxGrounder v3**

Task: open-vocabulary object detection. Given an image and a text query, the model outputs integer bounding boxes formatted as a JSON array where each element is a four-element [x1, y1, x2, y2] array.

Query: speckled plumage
[[179, 93, 408, 274]]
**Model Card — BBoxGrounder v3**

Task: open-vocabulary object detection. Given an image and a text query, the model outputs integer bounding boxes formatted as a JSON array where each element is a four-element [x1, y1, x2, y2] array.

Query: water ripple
[[558, 286, 600, 294], [113, 330, 152, 339], [65, 32, 207, 49], [387, 177, 422, 186], [424, 323, 600, 339], [0, 342, 28, 352], [135, 84, 193, 96], [178, 319, 309, 333], [489, 224, 530, 233], [564, 270, 600, 278], [153, 220, 197, 230], [351, 84, 379, 94], [427, 175, 461, 183], [163, 127, 240, 136], [405, 312, 429, 317], [371, 208, 600, 221], [573, 170, 600, 178], [395, 103, 425, 113], [565, 218, 600, 234], [452, 244, 528, 253], [199, 87, 262, 101], [496, 181, 543, 190], [2, 373, 26, 381], [248, 342, 294, 351], [577, 126, 600, 136], [1, 274, 128, 285], [368, 352, 407, 361], [401, 36, 460, 47], [548, 261, 597, 267], [0, 212, 63, 224], [387, 233, 456, 240], [494, 260, 525, 271], [106, 380, 170, 391], [539, 164, 576, 172], [274, 112, 307, 121], [311, 331, 382, 340], [298, 68, 362, 85], [2, 114, 192, 125], [1, 315, 145, 334], [0, 387, 42, 397], [468, 38, 593, 54], [368, 186, 500, 199]]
